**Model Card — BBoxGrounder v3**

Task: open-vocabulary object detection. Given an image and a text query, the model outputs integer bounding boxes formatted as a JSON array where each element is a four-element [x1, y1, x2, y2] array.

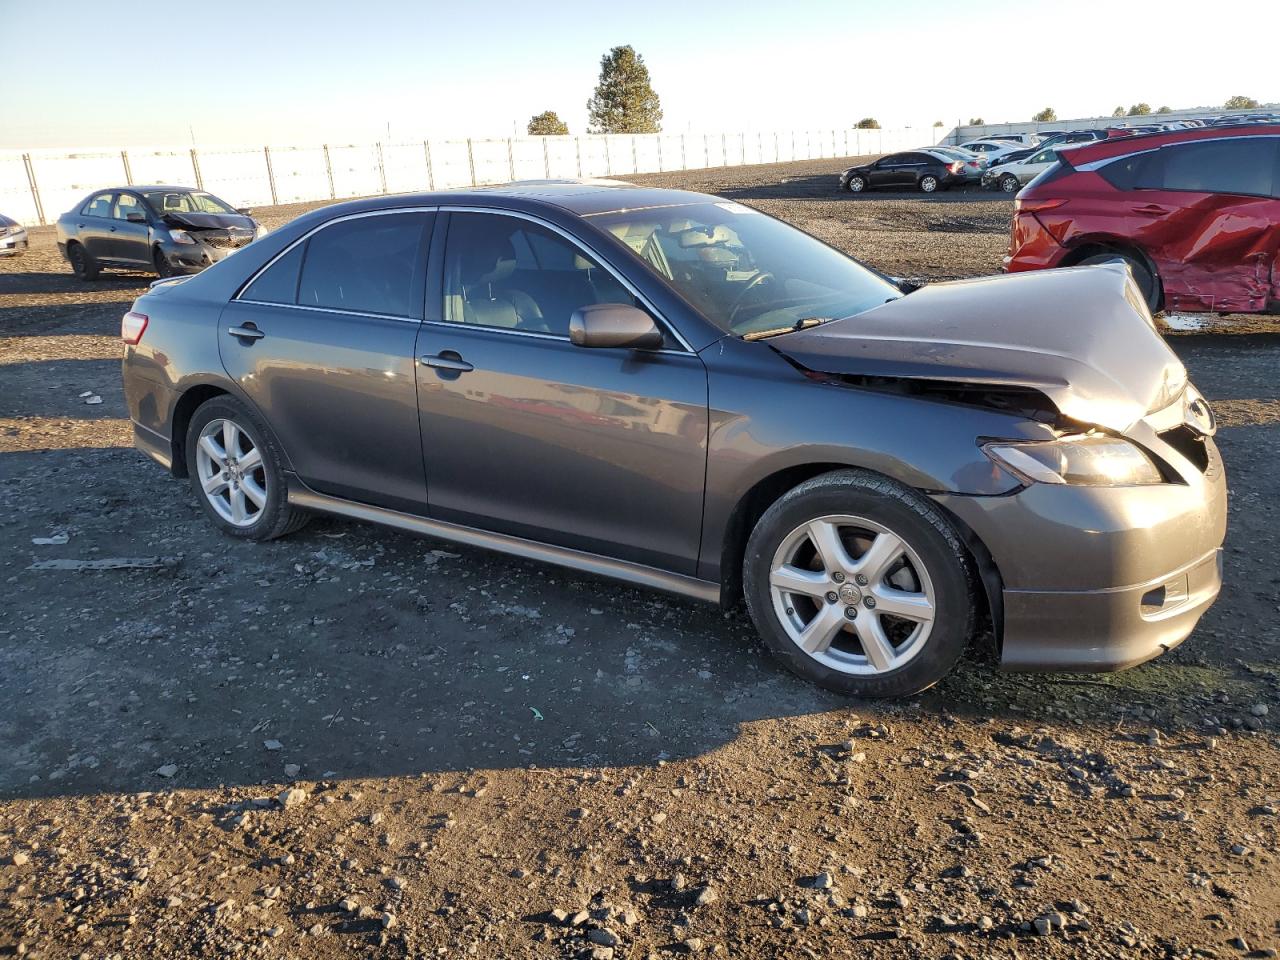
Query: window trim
[[433, 205, 695, 354], [235, 207, 437, 321]]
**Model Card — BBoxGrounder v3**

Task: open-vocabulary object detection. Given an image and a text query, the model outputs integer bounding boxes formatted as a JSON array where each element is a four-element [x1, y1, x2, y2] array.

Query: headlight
[[983, 434, 1162, 486], [169, 228, 196, 245]]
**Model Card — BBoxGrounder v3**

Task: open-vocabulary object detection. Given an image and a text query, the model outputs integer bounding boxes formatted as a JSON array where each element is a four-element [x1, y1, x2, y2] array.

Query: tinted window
[[877, 154, 906, 166], [1158, 138, 1277, 195], [241, 243, 304, 304], [82, 193, 113, 218], [112, 194, 147, 220], [297, 213, 428, 316], [1027, 148, 1057, 164], [443, 213, 637, 338]]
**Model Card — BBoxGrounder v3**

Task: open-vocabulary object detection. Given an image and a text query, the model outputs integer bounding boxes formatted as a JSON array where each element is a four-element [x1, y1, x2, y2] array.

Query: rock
[[264, 926, 283, 938], [549, 908, 569, 924], [1250, 703, 1269, 717], [263, 739, 283, 751], [380, 911, 396, 928], [1033, 916, 1052, 936], [977, 915, 994, 931], [388, 876, 407, 891], [806, 872, 834, 889], [693, 886, 718, 906], [155, 764, 178, 779], [588, 928, 620, 947], [278, 787, 308, 809], [569, 910, 590, 927], [338, 898, 359, 912], [283, 763, 301, 777], [12, 852, 30, 866], [891, 891, 910, 909]]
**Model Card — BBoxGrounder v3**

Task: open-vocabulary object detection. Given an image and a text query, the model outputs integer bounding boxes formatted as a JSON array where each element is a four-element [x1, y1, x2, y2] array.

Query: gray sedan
[[119, 182, 1225, 697], [0, 213, 28, 256]]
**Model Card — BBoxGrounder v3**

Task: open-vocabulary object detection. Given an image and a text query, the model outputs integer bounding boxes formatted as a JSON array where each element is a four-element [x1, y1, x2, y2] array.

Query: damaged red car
[[1004, 125, 1280, 314]]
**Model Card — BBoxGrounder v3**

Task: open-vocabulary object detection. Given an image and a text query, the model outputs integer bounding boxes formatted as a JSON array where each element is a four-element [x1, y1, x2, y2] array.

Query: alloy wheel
[[768, 514, 936, 675], [1001, 174, 1019, 193], [194, 418, 268, 527], [849, 177, 865, 192], [920, 176, 938, 193]]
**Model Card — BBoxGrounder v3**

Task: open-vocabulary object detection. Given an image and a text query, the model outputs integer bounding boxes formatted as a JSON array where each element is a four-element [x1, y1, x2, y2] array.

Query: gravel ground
[[1, 157, 1278, 959]]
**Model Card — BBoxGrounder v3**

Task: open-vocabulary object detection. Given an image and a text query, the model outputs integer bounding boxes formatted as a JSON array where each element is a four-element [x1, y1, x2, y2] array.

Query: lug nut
[[832, 571, 845, 583], [825, 591, 839, 603], [843, 607, 857, 620], [855, 573, 868, 586], [863, 596, 877, 609]]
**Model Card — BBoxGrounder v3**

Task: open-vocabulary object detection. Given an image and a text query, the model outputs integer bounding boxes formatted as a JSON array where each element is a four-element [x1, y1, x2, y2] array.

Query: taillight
[[122, 311, 149, 345], [1015, 198, 1068, 214], [948, 161, 963, 173], [968, 160, 980, 167]]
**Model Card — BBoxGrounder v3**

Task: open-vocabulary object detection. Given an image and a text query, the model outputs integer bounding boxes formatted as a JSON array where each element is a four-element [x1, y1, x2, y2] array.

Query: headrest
[[677, 225, 732, 248]]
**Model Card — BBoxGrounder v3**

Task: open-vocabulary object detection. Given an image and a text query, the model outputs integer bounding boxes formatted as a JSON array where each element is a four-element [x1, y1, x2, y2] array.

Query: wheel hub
[[837, 581, 862, 605]]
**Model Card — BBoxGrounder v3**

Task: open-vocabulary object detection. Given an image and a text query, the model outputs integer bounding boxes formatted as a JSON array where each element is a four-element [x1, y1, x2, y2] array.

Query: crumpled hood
[[162, 211, 255, 231], [771, 264, 1186, 432]]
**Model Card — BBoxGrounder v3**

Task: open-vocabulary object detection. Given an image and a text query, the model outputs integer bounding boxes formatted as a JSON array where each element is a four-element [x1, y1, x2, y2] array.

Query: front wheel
[[743, 470, 976, 698], [999, 173, 1020, 193], [154, 246, 177, 278], [846, 174, 867, 193], [185, 396, 310, 541], [918, 174, 939, 193]]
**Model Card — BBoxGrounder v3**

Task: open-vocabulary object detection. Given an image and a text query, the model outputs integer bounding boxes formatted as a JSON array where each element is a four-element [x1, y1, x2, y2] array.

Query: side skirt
[[287, 487, 722, 606]]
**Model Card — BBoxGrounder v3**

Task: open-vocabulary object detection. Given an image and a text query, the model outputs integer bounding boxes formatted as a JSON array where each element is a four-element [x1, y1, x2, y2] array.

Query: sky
[[1, 0, 1275, 149]]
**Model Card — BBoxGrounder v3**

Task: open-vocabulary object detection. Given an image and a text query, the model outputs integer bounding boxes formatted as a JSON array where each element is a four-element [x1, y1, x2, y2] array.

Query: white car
[[957, 139, 1026, 162], [983, 132, 1042, 147], [981, 143, 1064, 193]]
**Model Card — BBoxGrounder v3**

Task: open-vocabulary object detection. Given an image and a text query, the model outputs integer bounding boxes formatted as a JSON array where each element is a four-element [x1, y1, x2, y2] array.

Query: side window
[[1028, 149, 1055, 164], [1157, 138, 1277, 196], [82, 193, 114, 218], [878, 154, 904, 166], [241, 243, 304, 304], [296, 213, 429, 317], [443, 213, 636, 338], [112, 194, 146, 221], [1098, 151, 1159, 191]]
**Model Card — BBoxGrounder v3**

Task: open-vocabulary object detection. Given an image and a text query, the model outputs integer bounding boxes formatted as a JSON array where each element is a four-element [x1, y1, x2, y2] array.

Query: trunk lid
[[770, 263, 1185, 432]]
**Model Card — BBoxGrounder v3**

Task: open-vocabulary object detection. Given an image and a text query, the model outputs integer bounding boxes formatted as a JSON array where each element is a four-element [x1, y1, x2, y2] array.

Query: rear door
[[76, 192, 116, 260], [1110, 135, 1280, 311], [220, 210, 434, 512], [109, 192, 152, 265]]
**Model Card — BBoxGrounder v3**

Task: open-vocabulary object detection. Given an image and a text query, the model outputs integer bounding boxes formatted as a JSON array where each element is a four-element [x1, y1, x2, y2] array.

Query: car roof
[[1063, 123, 1279, 165]]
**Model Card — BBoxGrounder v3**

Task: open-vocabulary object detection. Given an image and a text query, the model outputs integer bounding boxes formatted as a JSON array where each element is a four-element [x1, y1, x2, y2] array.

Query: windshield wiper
[[742, 317, 836, 341]]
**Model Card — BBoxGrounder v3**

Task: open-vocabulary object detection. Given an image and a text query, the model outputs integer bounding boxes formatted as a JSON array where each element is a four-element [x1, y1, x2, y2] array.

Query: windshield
[[587, 201, 900, 337], [142, 190, 238, 216]]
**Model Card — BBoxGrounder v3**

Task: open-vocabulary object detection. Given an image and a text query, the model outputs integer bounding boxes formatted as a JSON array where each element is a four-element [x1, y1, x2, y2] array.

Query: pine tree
[[586, 46, 663, 134], [1032, 107, 1056, 122]]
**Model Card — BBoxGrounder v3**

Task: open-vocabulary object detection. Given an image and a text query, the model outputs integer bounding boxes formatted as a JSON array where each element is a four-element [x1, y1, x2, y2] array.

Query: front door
[[219, 211, 434, 512], [415, 210, 709, 575], [109, 192, 152, 265]]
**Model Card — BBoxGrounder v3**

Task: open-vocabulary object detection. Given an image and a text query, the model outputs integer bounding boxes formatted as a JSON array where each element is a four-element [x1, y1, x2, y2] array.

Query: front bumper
[[934, 435, 1228, 672], [0, 230, 28, 255], [156, 238, 250, 274]]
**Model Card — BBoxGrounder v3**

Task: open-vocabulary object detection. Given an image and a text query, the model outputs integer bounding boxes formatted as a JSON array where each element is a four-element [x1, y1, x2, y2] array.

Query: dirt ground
[[1, 158, 1278, 959]]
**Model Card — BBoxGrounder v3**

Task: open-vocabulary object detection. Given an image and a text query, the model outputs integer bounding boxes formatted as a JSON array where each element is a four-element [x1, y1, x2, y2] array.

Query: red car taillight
[[122, 311, 149, 345], [1015, 198, 1068, 214]]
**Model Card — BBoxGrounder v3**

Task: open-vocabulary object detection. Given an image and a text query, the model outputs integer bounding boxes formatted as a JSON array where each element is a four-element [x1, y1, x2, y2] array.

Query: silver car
[[982, 143, 1064, 193], [0, 213, 28, 256]]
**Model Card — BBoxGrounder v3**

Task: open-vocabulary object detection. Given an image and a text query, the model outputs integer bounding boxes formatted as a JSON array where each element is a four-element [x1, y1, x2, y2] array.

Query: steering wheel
[[727, 271, 776, 322]]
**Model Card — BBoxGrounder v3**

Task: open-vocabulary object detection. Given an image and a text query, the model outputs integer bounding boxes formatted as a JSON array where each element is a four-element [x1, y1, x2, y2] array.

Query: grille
[[203, 232, 254, 250]]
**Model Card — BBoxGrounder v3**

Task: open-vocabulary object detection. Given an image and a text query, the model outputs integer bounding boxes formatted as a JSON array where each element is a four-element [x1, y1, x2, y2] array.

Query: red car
[[1005, 125, 1280, 313]]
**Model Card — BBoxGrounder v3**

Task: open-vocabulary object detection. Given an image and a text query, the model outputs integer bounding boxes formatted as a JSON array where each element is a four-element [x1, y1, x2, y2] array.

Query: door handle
[[1132, 204, 1169, 216], [420, 351, 473, 373], [109, 226, 118, 232], [227, 324, 265, 341]]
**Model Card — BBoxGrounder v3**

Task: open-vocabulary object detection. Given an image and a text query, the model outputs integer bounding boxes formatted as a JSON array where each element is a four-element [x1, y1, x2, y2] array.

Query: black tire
[[1077, 251, 1161, 312], [998, 173, 1020, 194], [184, 395, 310, 541], [67, 242, 100, 280], [846, 174, 867, 193], [743, 469, 976, 698], [918, 174, 939, 193], [154, 246, 177, 279]]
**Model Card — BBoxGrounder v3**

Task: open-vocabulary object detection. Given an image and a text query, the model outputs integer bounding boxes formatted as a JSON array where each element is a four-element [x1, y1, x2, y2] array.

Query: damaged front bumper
[[156, 236, 252, 274], [933, 432, 1227, 672]]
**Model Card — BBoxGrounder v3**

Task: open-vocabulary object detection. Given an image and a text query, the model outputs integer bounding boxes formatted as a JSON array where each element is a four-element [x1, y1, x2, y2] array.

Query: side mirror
[[569, 303, 664, 350], [237, 207, 253, 216], [126, 212, 147, 223]]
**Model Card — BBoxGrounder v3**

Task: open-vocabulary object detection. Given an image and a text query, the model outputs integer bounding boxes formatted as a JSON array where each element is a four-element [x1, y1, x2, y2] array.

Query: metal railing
[[1, 126, 933, 226]]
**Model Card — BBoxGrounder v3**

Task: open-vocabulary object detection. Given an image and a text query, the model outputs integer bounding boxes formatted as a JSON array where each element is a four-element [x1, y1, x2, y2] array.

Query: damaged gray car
[[119, 182, 1226, 697], [56, 186, 265, 280]]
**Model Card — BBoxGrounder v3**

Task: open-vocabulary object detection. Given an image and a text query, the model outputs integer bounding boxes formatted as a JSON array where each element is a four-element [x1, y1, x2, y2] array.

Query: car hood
[[162, 211, 255, 230], [770, 264, 1186, 432]]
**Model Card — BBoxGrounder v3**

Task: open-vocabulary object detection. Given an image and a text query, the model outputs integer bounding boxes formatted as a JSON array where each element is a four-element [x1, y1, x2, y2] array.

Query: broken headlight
[[983, 434, 1162, 486], [169, 228, 196, 245]]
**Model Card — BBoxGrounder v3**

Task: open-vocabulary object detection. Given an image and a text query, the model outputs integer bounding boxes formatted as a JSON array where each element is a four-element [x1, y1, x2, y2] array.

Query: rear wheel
[[743, 470, 976, 698], [1078, 251, 1161, 312], [919, 174, 939, 193], [185, 396, 310, 541], [999, 173, 1020, 193], [68, 243, 99, 280]]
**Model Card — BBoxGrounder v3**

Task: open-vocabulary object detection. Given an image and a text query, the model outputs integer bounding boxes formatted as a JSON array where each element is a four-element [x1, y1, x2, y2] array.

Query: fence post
[[721, 132, 727, 166], [603, 136, 611, 174], [680, 133, 687, 168], [574, 137, 582, 177], [423, 141, 434, 191], [376, 142, 388, 194], [757, 131, 762, 164], [121, 150, 133, 185], [507, 137, 515, 181], [466, 139, 476, 185], [741, 133, 746, 165], [631, 135, 638, 173], [22, 153, 45, 225], [656, 135, 663, 172], [774, 132, 779, 162], [189, 148, 203, 190], [324, 144, 336, 197], [263, 146, 278, 206], [703, 133, 710, 167], [542, 137, 551, 178]]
